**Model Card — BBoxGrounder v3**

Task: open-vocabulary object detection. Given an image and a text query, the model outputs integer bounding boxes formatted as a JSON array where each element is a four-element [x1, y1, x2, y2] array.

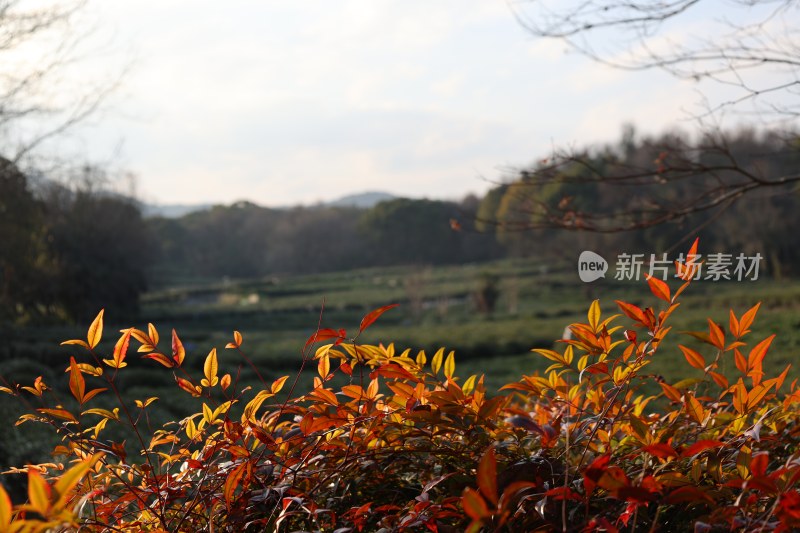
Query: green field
[[2, 258, 799, 472], [7, 257, 800, 392]]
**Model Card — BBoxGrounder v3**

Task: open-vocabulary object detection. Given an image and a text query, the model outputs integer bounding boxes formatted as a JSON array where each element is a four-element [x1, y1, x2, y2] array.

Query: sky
[[20, 0, 791, 207]]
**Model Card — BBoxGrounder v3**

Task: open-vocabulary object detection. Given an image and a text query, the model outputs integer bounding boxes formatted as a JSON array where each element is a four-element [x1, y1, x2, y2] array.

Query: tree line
[[1, 126, 798, 325]]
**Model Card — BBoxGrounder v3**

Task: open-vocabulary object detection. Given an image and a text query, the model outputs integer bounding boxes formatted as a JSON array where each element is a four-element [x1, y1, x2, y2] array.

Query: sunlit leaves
[[359, 303, 398, 333], [87, 309, 104, 349], [176, 377, 201, 397], [103, 329, 131, 369], [225, 330, 243, 349], [645, 274, 671, 302], [443, 351, 455, 380], [201, 348, 219, 387], [679, 346, 706, 370], [172, 329, 185, 367]]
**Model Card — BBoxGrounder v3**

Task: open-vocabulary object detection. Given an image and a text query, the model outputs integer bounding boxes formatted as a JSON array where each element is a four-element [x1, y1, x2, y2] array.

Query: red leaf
[[462, 487, 490, 520], [665, 486, 715, 505], [359, 303, 399, 333], [681, 440, 724, 458], [645, 274, 671, 302], [642, 443, 677, 459], [477, 447, 498, 505], [304, 328, 346, 349], [750, 452, 769, 477], [369, 362, 416, 381]]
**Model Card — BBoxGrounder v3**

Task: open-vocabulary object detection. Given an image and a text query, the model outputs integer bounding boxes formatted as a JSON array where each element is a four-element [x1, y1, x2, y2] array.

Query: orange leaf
[[709, 371, 729, 389], [143, 352, 175, 368], [87, 309, 104, 349], [477, 447, 498, 505], [747, 384, 770, 411], [304, 328, 346, 349], [659, 382, 682, 403], [679, 345, 706, 370], [616, 300, 646, 325], [707, 319, 725, 350], [733, 379, 748, 414], [734, 349, 748, 374], [729, 310, 740, 338], [359, 303, 399, 333], [172, 329, 185, 367], [645, 274, 671, 302], [82, 388, 107, 403], [224, 463, 247, 508], [111, 329, 132, 369], [684, 394, 706, 424], [748, 334, 775, 369], [37, 408, 77, 422], [68, 356, 85, 404], [738, 303, 761, 337], [176, 377, 201, 397]]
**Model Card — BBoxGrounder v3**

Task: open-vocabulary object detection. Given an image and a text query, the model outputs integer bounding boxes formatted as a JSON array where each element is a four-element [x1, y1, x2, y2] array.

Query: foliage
[[3, 240, 800, 531]]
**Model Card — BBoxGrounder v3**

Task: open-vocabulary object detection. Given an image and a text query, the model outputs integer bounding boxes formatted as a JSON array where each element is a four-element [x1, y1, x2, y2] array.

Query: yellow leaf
[[202, 348, 219, 387], [60, 339, 89, 349], [318, 354, 330, 379], [462, 375, 477, 395], [588, 299, 601, 332], [202, 403, 215, 425], [271, 376, 289, 395], [0, 481, 11, 527], [140, 397, 158, 408], [53, 454, 103, 509], [27, 468, 51, 515], [186, 417, 197, 439], [87, 309, 104, 349], [234, 330, 242, 346], [444, 351, 455, 380], [148, 323, 159, 345], [221, 374, 231, 391], [431, 348, 444, 374], [81, 408, 119, 420], [416, 350, 427, 366], [242, 391, 272, 422]]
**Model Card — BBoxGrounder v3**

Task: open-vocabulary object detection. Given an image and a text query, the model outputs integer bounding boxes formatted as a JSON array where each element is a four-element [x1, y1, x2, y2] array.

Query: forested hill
[[2, 127, 799, 324]]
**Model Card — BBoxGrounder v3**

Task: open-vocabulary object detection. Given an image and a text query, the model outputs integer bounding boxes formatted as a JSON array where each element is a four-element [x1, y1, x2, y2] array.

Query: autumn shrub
[[3, 239, 800, 532]]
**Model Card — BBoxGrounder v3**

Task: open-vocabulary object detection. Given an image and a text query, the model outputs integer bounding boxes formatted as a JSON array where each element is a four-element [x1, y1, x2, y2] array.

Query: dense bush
[[2, 240, 800, 531]]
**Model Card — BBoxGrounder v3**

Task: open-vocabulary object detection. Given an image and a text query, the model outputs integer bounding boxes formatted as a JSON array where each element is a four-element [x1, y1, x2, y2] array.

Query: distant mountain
[[325, 191, 397, 208], [140, 191, 398, 218], [140, 203, 214, 218]]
